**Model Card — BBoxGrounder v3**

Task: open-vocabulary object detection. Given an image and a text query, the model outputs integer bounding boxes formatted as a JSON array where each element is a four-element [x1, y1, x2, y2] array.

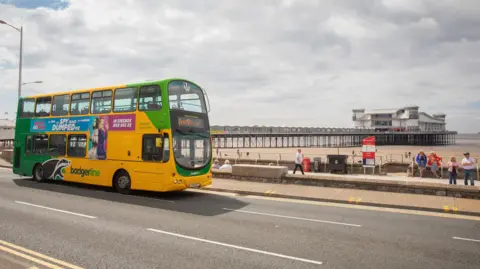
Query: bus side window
[[113, 87, 137, 113], [35, 96, 52, 117], [71, 93, 90, 115], [19, 98, 35, 118], [142, 135, 163, 162], [163, 133, 170, 162], [25, 136, 32, 155], [139, 85, 162, 111], [49, 134, 66, 156], [91, 90, 112, 114], [33, 134, 48, 155], [67, 135, 87, 157], [52, 94, 70, 116]]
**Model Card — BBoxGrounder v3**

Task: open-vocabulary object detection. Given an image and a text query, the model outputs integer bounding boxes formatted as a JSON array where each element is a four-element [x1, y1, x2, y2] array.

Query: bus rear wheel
[[114, 170, 131, 195], [32, 164, 45, 182]]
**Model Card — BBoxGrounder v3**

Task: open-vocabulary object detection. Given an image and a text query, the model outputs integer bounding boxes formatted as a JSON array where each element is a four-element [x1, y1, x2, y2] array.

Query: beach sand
[[215, 134, 480, 163]]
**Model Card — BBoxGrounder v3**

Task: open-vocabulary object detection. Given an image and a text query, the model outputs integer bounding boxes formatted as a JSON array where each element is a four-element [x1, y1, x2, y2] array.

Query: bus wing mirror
[[155, 137, 163, 148]]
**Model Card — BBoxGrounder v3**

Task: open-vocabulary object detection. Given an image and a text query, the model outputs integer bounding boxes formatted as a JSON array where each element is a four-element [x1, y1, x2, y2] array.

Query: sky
[[1, 0, 479, 133]]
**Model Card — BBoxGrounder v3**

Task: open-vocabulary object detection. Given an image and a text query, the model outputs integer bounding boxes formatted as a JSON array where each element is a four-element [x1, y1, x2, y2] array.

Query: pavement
[[1, 167, 480, 269], [287, 170, 458, 185], [209, 178, 480, 216], [0, 158, 12, 169]]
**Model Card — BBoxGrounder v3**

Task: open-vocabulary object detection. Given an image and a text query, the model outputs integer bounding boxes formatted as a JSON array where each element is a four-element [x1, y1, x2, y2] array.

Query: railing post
[[351, 154, 354, 175], [440, 160, 443, 178], [477, 158, 479, 184], [411, 157, 414, 177], [379, 156, 382, 174]]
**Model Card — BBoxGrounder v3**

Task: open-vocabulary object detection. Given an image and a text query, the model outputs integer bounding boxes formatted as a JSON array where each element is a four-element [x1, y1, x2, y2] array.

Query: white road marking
[[223, 208, 361, 227], [15, 201, 97, 219], [147, 228, 323, 265], [453, 237, 480, 243]]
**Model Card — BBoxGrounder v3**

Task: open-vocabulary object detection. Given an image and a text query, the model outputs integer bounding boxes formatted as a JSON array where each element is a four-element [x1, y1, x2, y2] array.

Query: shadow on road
[[12, 178, 248, 217]]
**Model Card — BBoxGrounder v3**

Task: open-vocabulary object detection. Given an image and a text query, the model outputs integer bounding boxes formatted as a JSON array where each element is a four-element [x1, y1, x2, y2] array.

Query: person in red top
[[427, 152, 442, 178]]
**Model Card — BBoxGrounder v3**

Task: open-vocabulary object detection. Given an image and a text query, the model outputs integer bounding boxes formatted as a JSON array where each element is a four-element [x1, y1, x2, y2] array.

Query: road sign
[[362, 136, 376, 168]]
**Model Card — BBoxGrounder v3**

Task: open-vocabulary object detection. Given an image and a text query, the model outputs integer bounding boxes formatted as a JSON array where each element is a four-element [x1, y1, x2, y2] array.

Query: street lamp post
[[0, 19, 23, 99]]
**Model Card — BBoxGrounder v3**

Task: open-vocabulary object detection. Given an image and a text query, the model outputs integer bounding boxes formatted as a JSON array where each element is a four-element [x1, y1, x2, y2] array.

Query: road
[[0, 168, 479, 269]]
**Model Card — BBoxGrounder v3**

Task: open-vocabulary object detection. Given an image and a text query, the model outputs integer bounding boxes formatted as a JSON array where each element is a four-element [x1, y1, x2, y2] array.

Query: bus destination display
[[178, 117, 204, 129]]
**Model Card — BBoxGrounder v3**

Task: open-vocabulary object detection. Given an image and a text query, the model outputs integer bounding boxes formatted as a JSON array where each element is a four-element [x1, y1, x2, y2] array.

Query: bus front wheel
[[32, 164, 45, 182], [113, 170, 131, 195]]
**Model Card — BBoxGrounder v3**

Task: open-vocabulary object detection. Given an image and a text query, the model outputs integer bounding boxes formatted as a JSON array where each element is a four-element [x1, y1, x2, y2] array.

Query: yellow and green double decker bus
[[12, 78, 212, 194]]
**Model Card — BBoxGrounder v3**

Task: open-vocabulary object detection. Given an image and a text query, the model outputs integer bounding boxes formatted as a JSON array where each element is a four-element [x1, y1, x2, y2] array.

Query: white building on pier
[[352, 106, 446, 132]]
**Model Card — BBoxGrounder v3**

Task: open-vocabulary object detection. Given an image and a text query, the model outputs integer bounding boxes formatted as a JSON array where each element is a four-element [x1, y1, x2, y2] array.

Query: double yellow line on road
[[0, 239, 83, 269]]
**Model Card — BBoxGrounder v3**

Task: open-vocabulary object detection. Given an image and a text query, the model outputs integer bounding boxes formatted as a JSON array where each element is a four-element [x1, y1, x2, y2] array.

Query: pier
[[211, 130, 457, 148]]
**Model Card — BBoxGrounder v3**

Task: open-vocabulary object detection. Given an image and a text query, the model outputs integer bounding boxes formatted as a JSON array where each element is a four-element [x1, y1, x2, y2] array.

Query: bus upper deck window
[[70, 93, 90, 115], [52, 94, 70, 116], [19, 98, 35, 118], [91, 90, 112, 114], [139, 85, 162, 111], [35, 97, 52, 117], [114, 87, 137, 113]]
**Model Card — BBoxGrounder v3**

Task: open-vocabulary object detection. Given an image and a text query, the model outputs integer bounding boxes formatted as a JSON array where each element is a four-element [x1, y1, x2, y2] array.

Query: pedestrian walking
[[293, 149, 304, 175], [427, 151, 442, 178], [212, 159, 220, 169], [447, 156, 459, 185], [461, 152, 475, 186], [415, 150, 428, 177]]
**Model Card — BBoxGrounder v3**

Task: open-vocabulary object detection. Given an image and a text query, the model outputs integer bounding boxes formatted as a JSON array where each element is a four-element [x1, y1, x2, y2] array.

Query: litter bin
[[313, 157, 321, 172], [302, 157, 311, 172], [327, 155, 348, 174]]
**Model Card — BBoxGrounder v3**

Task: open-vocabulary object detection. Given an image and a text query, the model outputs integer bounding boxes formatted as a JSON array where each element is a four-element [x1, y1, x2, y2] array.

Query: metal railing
[[214, 149, 479, 177]]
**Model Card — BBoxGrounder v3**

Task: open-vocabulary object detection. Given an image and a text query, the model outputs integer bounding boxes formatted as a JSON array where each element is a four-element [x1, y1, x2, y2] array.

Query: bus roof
[[22, 77, 198, 99]]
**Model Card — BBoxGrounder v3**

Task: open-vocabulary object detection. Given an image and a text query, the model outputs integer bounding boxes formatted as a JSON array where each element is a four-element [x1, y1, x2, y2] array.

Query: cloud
[[1, 0, 480, 133]]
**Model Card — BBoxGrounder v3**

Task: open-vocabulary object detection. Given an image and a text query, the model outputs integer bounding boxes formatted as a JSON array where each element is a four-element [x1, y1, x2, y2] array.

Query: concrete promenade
[[288, 170, 454, 185]]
